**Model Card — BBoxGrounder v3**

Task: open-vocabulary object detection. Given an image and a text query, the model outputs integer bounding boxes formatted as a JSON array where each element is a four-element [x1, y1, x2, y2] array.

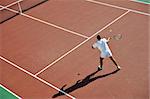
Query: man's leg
[[109, 56, 121, 70], [98, 57, 104, 71]]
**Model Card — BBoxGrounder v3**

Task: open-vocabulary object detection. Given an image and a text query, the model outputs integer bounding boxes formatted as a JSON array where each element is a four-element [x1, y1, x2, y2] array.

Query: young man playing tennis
[[92, 35, 121, 71]]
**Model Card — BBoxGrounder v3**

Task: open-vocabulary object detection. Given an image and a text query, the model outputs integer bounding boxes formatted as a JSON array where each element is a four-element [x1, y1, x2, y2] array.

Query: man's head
[[97, 35, 101, 40]]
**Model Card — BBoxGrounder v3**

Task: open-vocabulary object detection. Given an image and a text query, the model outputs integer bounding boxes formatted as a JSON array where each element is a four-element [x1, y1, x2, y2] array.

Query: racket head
[[112, 34, 122, 40]]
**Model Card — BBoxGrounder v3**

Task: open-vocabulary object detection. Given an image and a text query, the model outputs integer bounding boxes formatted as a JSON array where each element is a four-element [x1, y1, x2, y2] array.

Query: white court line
[[0, 84, 22, 99], [0, 56, 76, 99], [0, 5, 88, 39], [21, 13, 89, 39], [0, 5, 19, 13], [0, 0, 23, 11], [35, 10, 130, 76], [130, 0, 150, 4], [86, 0, 150, 16]]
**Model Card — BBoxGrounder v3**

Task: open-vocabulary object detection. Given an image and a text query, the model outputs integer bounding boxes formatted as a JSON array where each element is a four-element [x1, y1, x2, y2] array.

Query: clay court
[[0, 0, 149, 99]]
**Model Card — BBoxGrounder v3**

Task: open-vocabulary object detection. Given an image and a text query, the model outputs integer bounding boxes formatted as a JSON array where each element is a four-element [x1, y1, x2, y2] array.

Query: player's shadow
[[52, 69, 120, 98]]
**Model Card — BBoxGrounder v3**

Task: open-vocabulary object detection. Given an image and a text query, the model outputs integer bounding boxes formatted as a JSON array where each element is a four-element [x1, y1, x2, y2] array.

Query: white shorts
[[101, 51, 112, 58]]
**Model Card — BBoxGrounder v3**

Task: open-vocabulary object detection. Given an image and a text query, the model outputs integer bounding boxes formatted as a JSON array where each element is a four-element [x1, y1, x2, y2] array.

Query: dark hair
[[97, 35, 101, 40]]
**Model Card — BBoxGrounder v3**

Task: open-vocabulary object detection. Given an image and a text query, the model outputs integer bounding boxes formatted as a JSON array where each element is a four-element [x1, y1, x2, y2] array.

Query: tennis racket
[[111, 34, 122, 40]]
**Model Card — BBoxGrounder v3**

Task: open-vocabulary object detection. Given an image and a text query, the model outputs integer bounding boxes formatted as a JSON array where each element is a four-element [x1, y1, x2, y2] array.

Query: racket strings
[[112, 34, 122, 40]]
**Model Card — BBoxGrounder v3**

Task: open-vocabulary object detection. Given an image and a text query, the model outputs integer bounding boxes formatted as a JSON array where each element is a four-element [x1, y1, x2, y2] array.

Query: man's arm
[[106, 37, 111, 42]]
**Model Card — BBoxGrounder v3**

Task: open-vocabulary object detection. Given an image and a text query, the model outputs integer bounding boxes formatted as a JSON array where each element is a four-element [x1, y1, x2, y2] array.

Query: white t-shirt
[[93, 38, 112, 58]]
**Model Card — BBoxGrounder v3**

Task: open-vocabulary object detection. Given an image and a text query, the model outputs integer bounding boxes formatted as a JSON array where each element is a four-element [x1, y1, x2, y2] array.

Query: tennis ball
[[109, 29, 112, 32]]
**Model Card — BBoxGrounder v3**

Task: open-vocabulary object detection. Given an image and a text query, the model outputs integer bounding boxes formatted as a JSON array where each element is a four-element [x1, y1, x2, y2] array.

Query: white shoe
[[98, 65, 102, 71], [117, 66, 121, 70]]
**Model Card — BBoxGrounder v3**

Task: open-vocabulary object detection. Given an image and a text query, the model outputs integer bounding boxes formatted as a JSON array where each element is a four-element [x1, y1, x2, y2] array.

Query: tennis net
[[0, 0, 48, 24]]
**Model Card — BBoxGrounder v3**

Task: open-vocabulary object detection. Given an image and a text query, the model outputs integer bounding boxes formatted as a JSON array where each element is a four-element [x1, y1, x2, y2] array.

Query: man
[[92, 35, 121, 71]]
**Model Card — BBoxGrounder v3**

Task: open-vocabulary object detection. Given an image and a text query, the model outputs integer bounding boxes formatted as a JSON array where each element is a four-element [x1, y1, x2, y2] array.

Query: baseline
[[86, 0, 150, 16]]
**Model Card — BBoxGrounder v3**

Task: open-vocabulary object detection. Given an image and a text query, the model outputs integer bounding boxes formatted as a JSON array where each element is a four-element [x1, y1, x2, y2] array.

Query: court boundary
[[130, 0, 150, 5], [0, 84, 22, 99], [86, 0, 150, 16]]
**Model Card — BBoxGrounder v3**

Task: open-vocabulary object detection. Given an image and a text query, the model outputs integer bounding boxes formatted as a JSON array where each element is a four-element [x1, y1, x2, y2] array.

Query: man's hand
[[107, 37, 111, 42]]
